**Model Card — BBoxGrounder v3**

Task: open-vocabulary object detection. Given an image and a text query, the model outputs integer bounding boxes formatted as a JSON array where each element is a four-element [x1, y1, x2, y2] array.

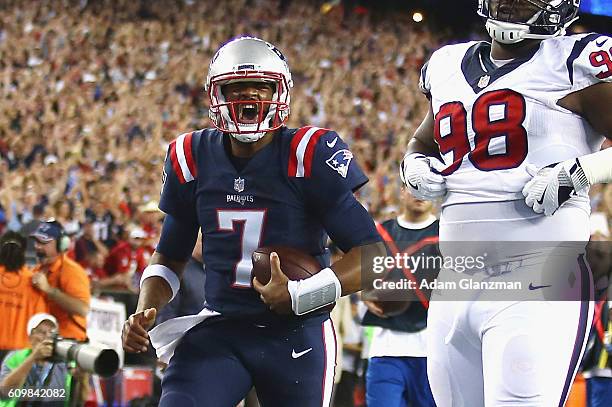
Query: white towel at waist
[[149, 307, 221, 363]]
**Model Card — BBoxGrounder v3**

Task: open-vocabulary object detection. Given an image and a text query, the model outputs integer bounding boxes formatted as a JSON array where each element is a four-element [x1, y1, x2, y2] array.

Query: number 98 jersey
[[420, 33, 611, 208]]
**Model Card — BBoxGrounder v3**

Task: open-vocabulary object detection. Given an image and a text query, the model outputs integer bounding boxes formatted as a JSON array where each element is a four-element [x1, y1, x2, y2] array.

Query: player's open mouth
[[237, 103, 260, 124]]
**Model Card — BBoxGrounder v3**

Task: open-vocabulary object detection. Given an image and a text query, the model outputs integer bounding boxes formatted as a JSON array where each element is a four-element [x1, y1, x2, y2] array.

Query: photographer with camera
[[0, 314, 72, 407]]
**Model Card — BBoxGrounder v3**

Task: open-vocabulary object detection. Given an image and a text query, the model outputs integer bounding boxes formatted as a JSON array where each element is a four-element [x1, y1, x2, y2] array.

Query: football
[[251, 246, 322, 285], [252, 246, 336, 313]]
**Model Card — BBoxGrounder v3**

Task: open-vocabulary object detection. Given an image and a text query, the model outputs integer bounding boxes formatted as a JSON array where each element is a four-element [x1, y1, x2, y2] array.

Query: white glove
[[400, 152, 447, 200], [522, 159, 589, 216]]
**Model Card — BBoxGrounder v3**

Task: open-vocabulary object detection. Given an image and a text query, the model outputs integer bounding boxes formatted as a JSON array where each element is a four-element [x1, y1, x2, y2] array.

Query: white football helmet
[[478, 0, 580, 44], [205, 37, 293, 143]]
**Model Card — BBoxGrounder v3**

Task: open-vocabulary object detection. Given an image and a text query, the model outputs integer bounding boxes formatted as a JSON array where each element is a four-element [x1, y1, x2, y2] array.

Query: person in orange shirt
[[30, 220, 90, 341], [0, 231, 48, 360]]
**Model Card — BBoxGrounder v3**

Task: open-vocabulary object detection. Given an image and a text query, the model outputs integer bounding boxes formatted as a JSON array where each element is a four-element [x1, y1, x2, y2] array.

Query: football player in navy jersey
[[122, 36, 384, 407], [400, 1, 612, 406]]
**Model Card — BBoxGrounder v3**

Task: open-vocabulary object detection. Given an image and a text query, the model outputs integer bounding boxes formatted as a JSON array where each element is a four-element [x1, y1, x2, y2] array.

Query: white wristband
[[287, 268, 342, 315], [578, 148, 612, 186], [140, 264, 180, 302]]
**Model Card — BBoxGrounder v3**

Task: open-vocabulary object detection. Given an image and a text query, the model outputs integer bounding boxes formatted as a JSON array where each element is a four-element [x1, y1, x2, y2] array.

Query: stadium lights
[[413, 12, 424, 23]]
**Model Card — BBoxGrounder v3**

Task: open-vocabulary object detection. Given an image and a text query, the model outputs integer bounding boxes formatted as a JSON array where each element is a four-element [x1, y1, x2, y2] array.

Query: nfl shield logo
[[478, 75, 490, 88], [234, 177, 245, 193]]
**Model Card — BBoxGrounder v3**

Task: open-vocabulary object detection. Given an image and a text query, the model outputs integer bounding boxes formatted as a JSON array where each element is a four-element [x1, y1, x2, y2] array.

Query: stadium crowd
[[0, 0, 610, 406], [1, 0, 609, 248]]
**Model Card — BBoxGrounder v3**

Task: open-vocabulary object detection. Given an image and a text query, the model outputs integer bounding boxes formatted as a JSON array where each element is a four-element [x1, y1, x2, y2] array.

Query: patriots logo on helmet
[[325, 149, 353, 178]]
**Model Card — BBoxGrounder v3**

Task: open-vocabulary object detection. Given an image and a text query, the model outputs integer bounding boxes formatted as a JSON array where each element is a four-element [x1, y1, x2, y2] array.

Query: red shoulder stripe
[[288, 126, 313, 177], [183, 132, 197, 179], [169, 140, 187, 184], [303, 128, 329, 178]]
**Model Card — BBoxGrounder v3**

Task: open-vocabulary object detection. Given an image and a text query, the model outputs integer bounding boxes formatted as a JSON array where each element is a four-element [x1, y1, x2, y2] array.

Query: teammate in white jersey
[[400, 0, 612, 405]]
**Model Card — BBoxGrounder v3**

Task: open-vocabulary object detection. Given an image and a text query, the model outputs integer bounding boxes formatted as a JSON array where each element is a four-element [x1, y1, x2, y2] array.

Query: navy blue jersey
[[159, 126, 379, 318], [362, 217, 440, 333]]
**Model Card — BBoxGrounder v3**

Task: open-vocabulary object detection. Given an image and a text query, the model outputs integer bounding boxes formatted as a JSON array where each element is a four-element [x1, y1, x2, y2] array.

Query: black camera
[[51, 336, 119, 377]]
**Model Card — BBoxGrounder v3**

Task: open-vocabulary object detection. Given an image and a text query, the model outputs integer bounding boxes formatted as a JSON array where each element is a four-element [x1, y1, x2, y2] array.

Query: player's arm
[[405, 106, 438, 156], [133, 134, 199, 308], [123, 133, 200, 351], [135, 254, 187, 315], [330, 241, 387, 295], [137, 213, 200, 313], [568, 82, 612, 138], [400, 68, 447, 201], [254, 218, 385, 316], [123, 214, 198, 353], [558, 33, 612, 138], [523, 38, 612, 216], [568, 81, 612, 184], [136, 215, 199, 312], [407, 59, 439, 156]]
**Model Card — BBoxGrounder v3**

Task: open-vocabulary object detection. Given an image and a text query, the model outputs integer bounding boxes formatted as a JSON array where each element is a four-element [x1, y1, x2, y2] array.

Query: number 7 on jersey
[[217, 210, 266, 288]]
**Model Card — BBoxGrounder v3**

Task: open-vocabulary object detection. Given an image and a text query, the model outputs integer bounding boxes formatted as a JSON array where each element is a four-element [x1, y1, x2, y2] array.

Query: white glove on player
[[522, 159, 590, 216], [400, 152, 447, 200]]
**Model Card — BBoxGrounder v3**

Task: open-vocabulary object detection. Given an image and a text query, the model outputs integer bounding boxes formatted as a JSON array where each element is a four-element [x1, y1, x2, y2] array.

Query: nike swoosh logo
[[326, 137, 338, 148], [596, 39, 607, 47], [407, 179, 419, 190], [536, 191, 545, 205], [528, 283, 551, 290], [291, 348, 313, 359]]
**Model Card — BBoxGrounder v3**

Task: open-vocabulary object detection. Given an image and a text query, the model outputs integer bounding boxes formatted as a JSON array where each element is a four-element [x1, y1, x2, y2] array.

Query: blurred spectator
[[52, 200, 80, 237], [0, 231, 48, 359], [19, 204, 45, 265], [138, 201, 163, 240], [96, 224, 153, 291], [73, 218, 108, 270], [30, 221, 90, 341]]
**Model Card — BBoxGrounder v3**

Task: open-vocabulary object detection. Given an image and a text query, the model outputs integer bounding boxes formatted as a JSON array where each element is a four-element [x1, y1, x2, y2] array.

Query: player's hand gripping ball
[[252, 246, 335, 314]]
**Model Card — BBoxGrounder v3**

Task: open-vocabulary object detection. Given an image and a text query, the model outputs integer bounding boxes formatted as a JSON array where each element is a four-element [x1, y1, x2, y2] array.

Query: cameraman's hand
[[31, 339, 54, 361], [122, 308, 156, 353]]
